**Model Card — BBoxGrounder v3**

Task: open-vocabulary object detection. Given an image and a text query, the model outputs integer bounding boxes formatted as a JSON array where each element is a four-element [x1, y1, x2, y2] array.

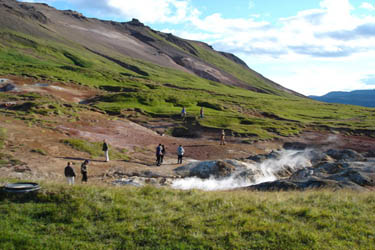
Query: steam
[[172, 150, 313, 191]]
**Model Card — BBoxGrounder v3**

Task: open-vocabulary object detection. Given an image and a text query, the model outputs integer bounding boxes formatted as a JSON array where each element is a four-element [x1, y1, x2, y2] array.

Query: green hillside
[[1, 29, 375, 140]]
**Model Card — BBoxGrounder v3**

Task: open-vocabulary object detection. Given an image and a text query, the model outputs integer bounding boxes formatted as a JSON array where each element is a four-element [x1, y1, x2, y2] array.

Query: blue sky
[[21, 0, 375, 95]]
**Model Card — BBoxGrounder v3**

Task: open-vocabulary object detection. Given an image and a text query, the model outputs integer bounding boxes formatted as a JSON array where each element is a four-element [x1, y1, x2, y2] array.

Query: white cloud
[[360, 2, 375, 10], [248, 0, 255, 9], [105, 0, 195, 24]]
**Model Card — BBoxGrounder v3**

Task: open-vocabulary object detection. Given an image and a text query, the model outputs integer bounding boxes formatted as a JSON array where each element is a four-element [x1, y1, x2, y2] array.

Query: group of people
[[64, 126, 226, 184], [64, 159, 89, 185], [64, 140, 109, 185], [155, 144, 185, 166]]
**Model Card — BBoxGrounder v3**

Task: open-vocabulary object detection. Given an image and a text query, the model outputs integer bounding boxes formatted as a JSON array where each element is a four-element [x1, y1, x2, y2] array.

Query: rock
[[247, 150, 280, 163], [13, 165, 31, 172], [112, 178, 143, 187], [283, 142, 308, 150], [363, 150, 375, 157], [289, 168, 314, 181], [174, 160, 243, 179], [213, 161, 236, 178], [247, 180, 299, 191], [314, 162, 349, 175], [0, 83, 16, 92], [325, 149, 365, 162], [328, 167, 375, 187]]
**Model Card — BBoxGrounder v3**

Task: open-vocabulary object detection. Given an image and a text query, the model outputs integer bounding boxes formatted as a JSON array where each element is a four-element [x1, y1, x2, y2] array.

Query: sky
[[19, 0, 375, 96]]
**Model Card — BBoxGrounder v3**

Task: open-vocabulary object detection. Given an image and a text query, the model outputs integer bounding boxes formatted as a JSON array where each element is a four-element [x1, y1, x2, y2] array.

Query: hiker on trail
[[156, 144, 163, 166], [102, 140, 109, 162], [81, 160, 89, 183], [177, 145, 185, 164], [220, 129, 226, 145], [161, 145, 166, 164], [64, 162, 76, 185], [200, 107, 204, 119], [181, 107, 186, 119]]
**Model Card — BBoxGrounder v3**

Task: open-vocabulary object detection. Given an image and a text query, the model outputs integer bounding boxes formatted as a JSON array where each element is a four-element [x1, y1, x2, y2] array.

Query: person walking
[[64, 162, 76, 185], [177, 145, 185, 164], [220, 129, 226, 145], [81, 160, 89, 183], [102, 140, 109, 162], [160, 144, 166, 164], [156, 144, 163, 166], [181, 107, 186, 119], [200, 107, 204, 119]]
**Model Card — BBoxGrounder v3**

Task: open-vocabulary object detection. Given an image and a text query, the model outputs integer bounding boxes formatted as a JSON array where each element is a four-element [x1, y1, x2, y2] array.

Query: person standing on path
[[177, 145, 185, 164], [220, 129, 226, 145], [64, 162, 76, 185], [200, 107, 204, 119], [181, 107, 186, 119], [81, 160, 89, 183], [161, 145, 166, 164], [102, 140, 109, 162], [156, 144, 163, 166]]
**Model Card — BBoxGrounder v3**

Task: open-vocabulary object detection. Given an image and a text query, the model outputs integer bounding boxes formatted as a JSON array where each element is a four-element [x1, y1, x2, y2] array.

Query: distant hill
[[309, 90, 375, 107]]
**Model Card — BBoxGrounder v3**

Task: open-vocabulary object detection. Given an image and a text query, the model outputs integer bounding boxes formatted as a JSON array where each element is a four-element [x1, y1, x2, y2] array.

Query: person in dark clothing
[[81, 160, 89, 183], [156, 144, 163, 166], [177, 145, 185, 164], [200, 107, 204, 119], [102, 140, 109, 162], [160, 145, 166, 164], [64, 162, 76, 185]]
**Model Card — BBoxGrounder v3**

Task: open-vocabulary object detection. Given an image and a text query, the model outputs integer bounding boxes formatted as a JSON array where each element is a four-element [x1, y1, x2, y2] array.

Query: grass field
[[0, 182, 374, 249]]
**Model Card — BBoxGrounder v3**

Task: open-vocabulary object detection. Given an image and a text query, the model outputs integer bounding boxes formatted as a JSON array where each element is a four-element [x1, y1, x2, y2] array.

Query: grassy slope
[[1, 183, 375, 249], [1, 30, 375, 140]]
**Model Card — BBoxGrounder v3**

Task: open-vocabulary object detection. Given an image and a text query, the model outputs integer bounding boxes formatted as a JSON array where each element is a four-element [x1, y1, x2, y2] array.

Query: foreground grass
[[0, 182, 374, 249]]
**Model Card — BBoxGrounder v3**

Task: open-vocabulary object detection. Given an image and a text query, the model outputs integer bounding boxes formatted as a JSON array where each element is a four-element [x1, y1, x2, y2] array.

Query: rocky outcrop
[[246, 148, 375, 191], [174, 160, 239, 179]]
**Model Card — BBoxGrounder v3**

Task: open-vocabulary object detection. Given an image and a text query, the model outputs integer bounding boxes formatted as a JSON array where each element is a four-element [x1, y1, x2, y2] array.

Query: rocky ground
[[1, 76, 375, 190]]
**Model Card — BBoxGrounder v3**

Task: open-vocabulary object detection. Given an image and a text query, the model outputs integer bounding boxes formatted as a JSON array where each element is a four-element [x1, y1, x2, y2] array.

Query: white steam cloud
[[172, 150, 313, 191]]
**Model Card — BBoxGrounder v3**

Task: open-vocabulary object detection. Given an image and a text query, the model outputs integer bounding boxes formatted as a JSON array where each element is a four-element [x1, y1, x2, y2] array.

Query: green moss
[[30, 148, 47, 156], [0, 127, 6, 149]]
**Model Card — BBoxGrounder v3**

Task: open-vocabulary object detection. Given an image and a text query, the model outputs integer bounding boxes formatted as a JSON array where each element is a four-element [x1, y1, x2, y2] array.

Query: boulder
[[174, 160, 242, 179], [247, 150, 280, 163], [247, 180, 299, 191], [0, 83, 16, 92], [325, 149, 365, 162]]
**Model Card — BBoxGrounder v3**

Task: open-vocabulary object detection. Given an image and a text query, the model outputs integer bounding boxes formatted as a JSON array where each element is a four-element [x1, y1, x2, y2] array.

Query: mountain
[[0, 0, 299, 96], [0, 0, 375, 141], [309, 89, 375, 107]]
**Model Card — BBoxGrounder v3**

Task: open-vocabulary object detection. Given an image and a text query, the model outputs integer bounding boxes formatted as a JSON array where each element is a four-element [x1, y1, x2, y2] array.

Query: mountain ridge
[[309, 89, 375, 107]]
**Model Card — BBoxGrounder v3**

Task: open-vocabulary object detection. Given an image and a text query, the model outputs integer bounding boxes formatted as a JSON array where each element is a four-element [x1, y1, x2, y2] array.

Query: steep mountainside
[[309, 89, 375, 107], [0, 0, 298, 96]]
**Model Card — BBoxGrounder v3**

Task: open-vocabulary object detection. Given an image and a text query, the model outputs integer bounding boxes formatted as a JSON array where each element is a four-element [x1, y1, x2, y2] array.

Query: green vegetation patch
[[61, 138, 129, 161], [0, 127, 6, 149], [0, 184, 375, 249], [0, 153, 25, 167]]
